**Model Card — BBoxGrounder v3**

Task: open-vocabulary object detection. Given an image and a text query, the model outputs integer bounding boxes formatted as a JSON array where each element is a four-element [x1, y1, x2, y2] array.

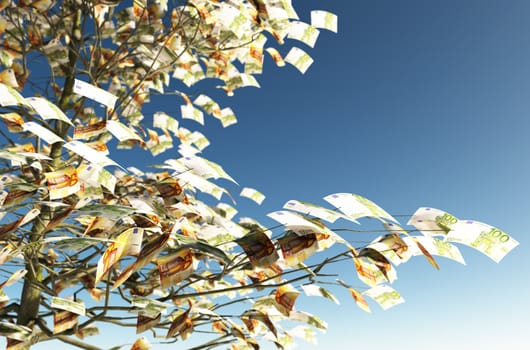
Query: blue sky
[[194, 1, 530, 349], [20, 0, 530, 349]]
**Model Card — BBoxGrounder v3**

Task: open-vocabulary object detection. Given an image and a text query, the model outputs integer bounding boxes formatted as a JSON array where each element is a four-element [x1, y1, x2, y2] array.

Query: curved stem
[[55, 335, 102, 350]]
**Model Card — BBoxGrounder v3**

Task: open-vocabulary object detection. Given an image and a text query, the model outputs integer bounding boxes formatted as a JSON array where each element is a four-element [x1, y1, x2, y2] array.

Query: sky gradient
[[21, 0, 530, 349], [198, 1, 530, 349]]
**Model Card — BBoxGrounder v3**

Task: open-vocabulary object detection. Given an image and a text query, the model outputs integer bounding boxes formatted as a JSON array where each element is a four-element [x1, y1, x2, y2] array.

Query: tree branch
[[56, 335, 102, 350]]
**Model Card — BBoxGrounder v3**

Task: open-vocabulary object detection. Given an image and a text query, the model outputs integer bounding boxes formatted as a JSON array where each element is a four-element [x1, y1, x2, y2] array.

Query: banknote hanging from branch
[[0, 1, 519, 350]]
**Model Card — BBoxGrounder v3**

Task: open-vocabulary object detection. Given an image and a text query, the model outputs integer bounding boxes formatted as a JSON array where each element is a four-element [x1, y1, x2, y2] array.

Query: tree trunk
[[17, 1, 83, 329], [17, 264, 42, 326], [17, 219, 45, 327]]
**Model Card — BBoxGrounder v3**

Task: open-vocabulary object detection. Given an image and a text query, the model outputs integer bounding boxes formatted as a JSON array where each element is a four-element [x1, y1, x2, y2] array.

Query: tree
[[0, 1, 519, 349]]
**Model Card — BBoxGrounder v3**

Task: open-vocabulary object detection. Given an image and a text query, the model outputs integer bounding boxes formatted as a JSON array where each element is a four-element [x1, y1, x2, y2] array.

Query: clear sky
[[24, 0, 530, 349], [192, 1, 530, 349]]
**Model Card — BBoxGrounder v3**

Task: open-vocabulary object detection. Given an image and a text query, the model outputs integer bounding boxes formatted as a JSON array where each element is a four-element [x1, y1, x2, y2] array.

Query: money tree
[[0, 1, 519, 349]]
